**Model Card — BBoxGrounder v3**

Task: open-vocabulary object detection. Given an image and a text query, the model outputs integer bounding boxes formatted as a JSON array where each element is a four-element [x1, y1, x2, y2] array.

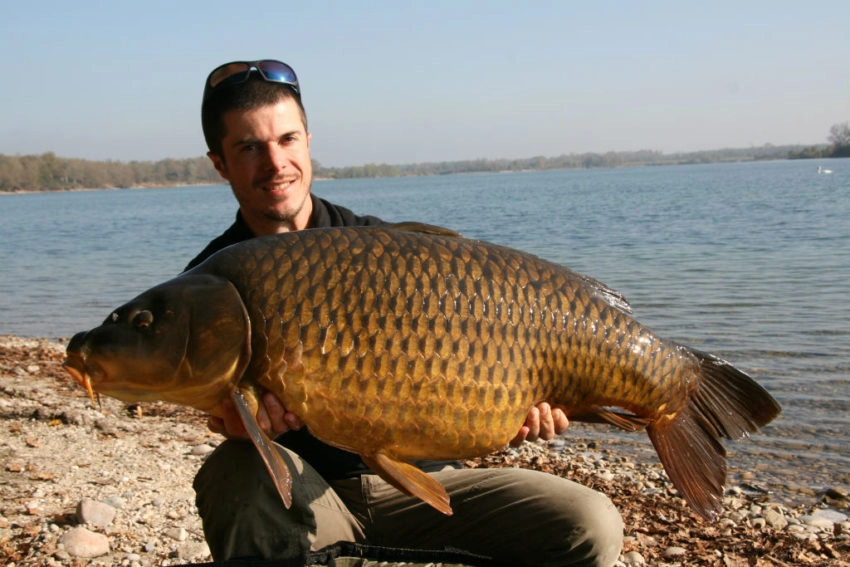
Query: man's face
[[209, 97, 313, 235]]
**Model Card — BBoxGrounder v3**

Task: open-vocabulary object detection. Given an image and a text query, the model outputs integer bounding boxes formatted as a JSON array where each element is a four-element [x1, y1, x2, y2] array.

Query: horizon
[[0, 140, 827, 169], [2, 1, 848, 168]]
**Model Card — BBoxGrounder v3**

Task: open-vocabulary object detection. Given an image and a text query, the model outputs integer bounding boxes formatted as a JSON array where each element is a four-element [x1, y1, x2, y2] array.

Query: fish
[[63, 222, 780, 520]]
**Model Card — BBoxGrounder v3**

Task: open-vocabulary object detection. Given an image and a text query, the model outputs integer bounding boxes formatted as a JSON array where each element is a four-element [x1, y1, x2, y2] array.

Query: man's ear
[[207, 152, 229, 181]]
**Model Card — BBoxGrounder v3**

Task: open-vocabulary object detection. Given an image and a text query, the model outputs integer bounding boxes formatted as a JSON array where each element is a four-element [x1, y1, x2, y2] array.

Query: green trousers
[[193, 440, 623, 567]]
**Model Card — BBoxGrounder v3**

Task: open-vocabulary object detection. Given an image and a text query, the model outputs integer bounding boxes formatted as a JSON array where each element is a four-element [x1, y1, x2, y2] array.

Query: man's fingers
[[552, 407, 569, 435]]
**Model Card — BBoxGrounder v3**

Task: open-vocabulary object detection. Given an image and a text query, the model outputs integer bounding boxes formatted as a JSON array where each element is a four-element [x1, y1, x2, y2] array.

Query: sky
[[1, 1, 848, 168]]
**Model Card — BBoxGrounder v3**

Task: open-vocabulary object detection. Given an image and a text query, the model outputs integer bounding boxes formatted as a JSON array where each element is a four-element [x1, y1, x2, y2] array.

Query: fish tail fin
[[646, 349, 781, 520]]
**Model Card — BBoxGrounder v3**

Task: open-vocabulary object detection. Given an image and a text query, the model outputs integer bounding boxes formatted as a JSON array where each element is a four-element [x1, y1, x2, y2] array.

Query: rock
[[165, 526, 188, 541], [764, 509, 788, 530], [191, 443, 215, 456], [800, 514, 835, 531], [825, 487, 849, 501], [102, 495, 127, 509], [663, 546, 687, 558], [622, 550, 646, 566], [177, 540, 211, 560], [812, 508, 848, 524], [76, 498, 117, 527], [61, 526, 110, 558]]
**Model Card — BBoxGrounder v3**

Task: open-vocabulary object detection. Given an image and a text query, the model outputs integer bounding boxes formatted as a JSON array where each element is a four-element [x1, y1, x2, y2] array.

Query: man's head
[[201, 60, 314, 235], [201, 60, 307, 157]]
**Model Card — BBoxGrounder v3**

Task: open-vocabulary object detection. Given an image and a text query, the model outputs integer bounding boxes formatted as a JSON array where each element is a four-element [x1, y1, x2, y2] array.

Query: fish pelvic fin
[[230, 389, 293, 509], [361, 452, 453, 516], [570, 407, 652, 432], [647, 349, 781, 521]]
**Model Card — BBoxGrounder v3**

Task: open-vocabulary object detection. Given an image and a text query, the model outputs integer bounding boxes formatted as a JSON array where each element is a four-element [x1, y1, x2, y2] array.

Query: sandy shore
[[1, 336, 848, 566]]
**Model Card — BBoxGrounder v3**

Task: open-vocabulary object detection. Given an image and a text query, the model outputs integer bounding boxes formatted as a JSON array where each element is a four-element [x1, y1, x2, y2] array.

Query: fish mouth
[[63, 352, 100, 407]]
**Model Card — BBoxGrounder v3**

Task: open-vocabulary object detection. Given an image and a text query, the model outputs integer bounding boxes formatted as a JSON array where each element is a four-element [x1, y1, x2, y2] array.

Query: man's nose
[[265, 144, 288, 172]]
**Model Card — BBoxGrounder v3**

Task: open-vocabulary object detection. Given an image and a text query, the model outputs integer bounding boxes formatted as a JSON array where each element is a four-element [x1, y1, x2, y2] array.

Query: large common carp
[[64, 223, 780, 520]]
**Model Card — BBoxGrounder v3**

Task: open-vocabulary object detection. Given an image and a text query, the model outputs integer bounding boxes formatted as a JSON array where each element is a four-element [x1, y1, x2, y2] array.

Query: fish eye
[[133, 310, 155, 329]]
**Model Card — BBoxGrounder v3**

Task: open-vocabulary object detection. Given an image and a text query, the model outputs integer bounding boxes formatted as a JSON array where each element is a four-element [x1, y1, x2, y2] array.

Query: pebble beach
[[1, 336, 848, 566]]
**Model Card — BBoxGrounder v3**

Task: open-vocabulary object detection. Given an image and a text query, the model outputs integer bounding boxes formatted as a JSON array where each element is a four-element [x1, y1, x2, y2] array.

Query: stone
[[764, 509, 788, 530], [76, 498, 117, 528], [191, 443, 215, 455], [177, 540, 211, 560], [166, 526, 188, 541], [61, 526, 110, 558], [102, 495, 127, 509], [664, 546, 687, 558], [813, 509, 848, 524], [622, 550, 646, 566], [800, 515, 835, 531]]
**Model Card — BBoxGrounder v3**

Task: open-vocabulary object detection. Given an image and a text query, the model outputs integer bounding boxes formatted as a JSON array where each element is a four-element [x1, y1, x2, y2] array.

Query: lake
[[1, 158, 848, 505]]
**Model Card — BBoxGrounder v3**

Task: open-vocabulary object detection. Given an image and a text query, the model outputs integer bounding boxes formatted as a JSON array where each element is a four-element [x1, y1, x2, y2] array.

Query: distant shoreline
[[3, 144, 843, 194], [0, 182, 224, 196]]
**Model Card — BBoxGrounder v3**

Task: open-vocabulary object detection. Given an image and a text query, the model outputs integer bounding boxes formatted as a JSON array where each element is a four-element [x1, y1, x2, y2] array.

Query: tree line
[[0, 153, 222, 193], [788, 121, 850, 159], [2, 121, 847, 193]]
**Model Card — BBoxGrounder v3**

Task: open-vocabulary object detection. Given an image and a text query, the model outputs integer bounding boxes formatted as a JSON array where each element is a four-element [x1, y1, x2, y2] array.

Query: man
[[189, 59, 623, 567]]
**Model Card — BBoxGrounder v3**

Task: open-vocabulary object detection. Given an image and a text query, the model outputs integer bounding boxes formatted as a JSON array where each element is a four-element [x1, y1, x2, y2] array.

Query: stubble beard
[[262, 178, 312, 225]]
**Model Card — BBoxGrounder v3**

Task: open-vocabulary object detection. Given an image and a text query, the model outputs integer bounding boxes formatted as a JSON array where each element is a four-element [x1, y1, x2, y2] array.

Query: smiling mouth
[[264, 178, 296, 192]]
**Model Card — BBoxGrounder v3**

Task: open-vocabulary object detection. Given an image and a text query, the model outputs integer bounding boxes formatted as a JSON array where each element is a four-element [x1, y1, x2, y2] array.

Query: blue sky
[[2, 1, 848, 167]]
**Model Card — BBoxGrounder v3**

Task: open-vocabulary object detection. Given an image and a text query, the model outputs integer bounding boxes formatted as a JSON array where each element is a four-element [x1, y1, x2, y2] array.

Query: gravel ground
[[1, 336, 848, 566]]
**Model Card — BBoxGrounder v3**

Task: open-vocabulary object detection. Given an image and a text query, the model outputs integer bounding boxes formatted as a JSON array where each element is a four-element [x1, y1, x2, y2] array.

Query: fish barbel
[[63, 222, 780, 519]]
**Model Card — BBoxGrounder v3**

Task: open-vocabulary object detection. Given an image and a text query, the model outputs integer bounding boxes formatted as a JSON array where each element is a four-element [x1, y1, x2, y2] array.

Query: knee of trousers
[[192, 440, 316, 561], [488, 468, 624, 565], [193, 440, 290, 527]]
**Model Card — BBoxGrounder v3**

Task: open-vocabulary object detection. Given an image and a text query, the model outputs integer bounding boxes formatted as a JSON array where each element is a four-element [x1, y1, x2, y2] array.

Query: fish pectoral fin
[[231, 389, 293, 509], [572, 407, 651, 432], [362, 452, 453, 516]]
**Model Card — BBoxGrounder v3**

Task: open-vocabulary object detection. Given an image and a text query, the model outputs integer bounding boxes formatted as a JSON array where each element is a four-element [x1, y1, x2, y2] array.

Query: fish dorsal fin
[[230, 389, 293, 509], [576, 273, 632, 314], [385, 221, 463, 238], [361, 452, 453, 516]]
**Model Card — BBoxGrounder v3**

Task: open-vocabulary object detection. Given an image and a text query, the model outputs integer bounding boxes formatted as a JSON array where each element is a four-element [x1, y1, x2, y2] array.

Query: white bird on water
[[818, 166, 833, 175]]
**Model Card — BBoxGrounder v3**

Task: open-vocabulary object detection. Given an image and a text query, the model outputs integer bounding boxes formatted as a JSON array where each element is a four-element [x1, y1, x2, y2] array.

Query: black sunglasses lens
[[207, 62, 252, 89], [257, 61, 299, 89]]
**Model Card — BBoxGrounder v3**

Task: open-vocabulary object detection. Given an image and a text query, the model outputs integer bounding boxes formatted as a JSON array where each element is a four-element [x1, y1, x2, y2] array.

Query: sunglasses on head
[[203, 59, 300, 100]]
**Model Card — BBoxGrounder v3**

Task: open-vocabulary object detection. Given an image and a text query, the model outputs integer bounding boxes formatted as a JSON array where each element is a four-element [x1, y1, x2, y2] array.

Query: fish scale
[[64, 222, 780, 519]]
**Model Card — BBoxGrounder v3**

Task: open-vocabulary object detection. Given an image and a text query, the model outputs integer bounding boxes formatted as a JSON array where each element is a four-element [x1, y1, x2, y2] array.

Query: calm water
[[2, 159, 848, 504]]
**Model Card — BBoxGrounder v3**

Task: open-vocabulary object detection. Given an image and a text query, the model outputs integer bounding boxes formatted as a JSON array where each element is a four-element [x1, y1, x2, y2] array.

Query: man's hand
[[510, 402, 569, 447], [208, 391, 303, 439]]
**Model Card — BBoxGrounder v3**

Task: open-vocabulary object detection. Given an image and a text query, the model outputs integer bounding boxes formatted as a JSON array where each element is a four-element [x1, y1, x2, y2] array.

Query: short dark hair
[[201, 75, 308, 157]]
